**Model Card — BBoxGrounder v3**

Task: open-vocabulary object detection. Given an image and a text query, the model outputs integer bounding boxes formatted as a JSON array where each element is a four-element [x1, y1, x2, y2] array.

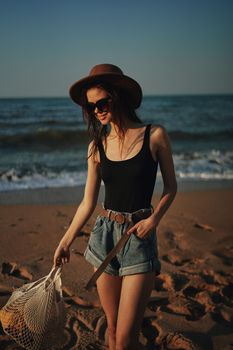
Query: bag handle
[[45, 266, 62, 283]]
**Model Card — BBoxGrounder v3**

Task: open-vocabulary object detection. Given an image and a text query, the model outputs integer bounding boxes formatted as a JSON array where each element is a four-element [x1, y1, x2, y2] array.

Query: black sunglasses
[[85, 97, 112, 114]]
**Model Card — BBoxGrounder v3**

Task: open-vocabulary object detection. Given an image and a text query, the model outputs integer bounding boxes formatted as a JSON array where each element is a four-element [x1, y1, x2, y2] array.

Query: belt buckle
[[114, 212, 125, 224]]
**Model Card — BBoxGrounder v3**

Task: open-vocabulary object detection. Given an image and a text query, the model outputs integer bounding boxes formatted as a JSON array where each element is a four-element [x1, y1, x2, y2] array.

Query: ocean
[[0, 95, 233, 192]]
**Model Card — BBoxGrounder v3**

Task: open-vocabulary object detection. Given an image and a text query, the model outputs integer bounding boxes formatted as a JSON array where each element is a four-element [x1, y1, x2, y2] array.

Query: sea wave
[[0, 149, 232, 191], [173, 150, 233, 180], [1, 128, 233, 149], [0, 129, 89, 148], [0, 168, 88, 191], [174, 149, 233, 163], [177, 172, 233, 180], [169, 129, 233, 141], [1, 168, 232, 192]]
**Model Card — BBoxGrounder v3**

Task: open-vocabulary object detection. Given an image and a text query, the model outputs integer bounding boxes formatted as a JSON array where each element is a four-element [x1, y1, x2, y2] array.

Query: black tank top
[[98, 124, 158, 213]]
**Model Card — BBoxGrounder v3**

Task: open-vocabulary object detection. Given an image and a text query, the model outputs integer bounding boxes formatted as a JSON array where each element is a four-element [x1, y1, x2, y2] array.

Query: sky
[[0, 0, 233, 97]]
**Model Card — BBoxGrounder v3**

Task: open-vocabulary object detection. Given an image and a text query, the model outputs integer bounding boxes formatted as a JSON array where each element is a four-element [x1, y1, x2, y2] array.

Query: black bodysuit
[[98, 124, 158, 213]]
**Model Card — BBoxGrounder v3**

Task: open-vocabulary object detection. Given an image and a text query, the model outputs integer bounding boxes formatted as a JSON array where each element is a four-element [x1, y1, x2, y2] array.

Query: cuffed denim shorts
[[84, 215, 161, 276]]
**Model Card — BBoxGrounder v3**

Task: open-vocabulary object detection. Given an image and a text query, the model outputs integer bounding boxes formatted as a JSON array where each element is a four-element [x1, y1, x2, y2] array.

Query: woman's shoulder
[[149, 123, 168, 135], [149, 124, 170, 145]]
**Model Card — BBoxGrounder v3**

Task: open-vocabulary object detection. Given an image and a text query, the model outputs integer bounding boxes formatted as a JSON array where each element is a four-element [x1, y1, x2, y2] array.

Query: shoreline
[[0, 178, 233, 205]]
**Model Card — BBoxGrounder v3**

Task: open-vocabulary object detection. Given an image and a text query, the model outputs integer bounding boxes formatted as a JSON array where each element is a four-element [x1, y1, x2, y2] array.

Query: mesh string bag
[[0, 266, 66, 350]]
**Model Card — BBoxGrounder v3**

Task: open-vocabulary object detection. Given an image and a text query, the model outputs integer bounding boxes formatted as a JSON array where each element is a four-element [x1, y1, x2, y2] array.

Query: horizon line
[[0, 92, 233, 99]]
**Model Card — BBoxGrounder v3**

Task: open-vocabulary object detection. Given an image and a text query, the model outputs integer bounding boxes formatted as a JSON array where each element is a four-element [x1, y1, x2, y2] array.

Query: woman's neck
[[109, 119, 143, 137]]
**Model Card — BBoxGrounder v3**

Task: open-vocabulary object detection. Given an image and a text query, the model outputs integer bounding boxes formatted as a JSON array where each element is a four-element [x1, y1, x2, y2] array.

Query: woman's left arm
[[149, 125, 177, 227], [127, 125, 177, 238]]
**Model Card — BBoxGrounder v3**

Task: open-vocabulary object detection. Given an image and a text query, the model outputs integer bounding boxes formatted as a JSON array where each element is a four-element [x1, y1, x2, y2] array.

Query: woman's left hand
[[126, 216, 158, 239]]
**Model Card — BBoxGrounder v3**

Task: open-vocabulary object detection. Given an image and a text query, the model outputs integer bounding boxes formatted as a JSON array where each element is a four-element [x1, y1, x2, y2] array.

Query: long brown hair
[[80, 83, 142, 159]]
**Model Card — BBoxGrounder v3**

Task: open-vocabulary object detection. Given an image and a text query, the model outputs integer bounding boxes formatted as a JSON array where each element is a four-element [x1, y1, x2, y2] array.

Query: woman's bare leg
[[115, 272, 155, 350], [95, 268, 122, 350]]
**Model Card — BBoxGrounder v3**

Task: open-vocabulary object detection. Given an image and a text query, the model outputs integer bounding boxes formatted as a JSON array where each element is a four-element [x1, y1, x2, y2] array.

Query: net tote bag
[[0, 266, 66, 350]]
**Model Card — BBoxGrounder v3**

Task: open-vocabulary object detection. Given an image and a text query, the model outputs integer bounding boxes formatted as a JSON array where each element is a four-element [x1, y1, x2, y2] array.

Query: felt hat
[[69, 63, 142, 108]]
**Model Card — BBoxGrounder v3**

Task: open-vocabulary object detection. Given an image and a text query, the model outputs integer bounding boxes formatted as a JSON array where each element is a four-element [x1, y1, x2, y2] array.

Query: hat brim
[[69, 73, 142, 109]]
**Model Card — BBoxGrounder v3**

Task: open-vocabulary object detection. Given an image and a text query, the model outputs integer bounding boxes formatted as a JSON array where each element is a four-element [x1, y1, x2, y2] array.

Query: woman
[[54, 64, 177, 350]]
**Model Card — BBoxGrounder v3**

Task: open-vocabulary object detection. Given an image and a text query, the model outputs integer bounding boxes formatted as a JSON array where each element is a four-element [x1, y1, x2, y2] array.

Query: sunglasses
[[85, 97, 112, 114]]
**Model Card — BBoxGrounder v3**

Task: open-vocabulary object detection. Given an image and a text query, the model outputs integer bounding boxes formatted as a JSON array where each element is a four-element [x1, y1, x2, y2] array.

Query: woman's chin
[[99, 120, 109, 125], [97, 116, 111, 124]]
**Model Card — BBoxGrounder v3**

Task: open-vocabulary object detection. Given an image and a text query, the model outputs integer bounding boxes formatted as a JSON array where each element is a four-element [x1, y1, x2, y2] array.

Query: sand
[[0, 187, 233, 349]]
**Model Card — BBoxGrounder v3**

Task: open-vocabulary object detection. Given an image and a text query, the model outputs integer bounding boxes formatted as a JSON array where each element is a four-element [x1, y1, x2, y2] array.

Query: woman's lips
[[96, 113, 108, 120]]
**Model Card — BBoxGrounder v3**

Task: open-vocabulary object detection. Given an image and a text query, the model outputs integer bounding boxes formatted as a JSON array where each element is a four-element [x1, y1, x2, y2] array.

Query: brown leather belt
[[99, 207, 153, 225]]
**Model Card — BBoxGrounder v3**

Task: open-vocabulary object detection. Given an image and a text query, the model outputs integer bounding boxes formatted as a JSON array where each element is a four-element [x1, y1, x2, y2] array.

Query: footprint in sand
[[160, 296, 192, 318], [62, 288, 107, 348], [222, 283, 233, 301], [212, 249, 233, 266], [210, 290, 225, 304], [191, 290, 216, 313], [172, 273, 190, 291], [154, 273, 189, 292], [1, 262, 33, 281], [159, 294, 206, 321], [183, 286, 201, 298], [62, 311, 103, 350], [183, 285, 218, 313], [95, 315, 107, 342], [162, 250, 191, 266], [211, 304, 233, 329], [186, 299, 206, 321], [139, 317, 161, 348], [218, 283, 233, 309], [160, 331, 200, 350], [62, 286, 100, 308], [77, 308, 104, 332], [154, 274, 173, 291], [164, 231, 179, 249], [201, 269, 231, 286], [197, 270, 233, 307], [61, 314, 79, 350], [148, 296, 169, 312]]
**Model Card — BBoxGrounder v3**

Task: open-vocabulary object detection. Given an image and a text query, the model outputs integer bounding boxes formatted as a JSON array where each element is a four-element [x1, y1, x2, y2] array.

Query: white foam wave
[[177, 171, 233, 180], [1, 149, 233, 191], [0, 170, 88, 191], [173, 149, 233, 180]]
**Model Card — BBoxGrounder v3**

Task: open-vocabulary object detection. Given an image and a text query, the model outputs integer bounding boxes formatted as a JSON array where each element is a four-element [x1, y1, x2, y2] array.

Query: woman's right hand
[[53, 243, 70, 267]]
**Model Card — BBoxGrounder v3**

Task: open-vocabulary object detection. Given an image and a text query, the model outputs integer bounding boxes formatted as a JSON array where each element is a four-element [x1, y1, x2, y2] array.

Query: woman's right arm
[[53, 142, 101, 266]]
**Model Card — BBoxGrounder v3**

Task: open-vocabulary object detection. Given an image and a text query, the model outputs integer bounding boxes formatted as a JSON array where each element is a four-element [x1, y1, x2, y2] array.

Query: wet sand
[[0, 187, 233, 349]]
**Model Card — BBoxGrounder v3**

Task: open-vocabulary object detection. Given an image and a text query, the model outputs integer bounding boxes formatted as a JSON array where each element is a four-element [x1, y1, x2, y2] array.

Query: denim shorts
[[84, 215, 161, 276]]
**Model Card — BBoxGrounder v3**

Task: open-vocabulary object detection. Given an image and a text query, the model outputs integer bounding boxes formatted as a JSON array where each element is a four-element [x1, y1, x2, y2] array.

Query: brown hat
[[69, 63, 142, 109]]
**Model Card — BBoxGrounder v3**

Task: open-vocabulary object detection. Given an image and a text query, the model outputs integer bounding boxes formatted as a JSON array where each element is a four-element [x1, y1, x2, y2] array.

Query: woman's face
[[86, 87, 113, 125]]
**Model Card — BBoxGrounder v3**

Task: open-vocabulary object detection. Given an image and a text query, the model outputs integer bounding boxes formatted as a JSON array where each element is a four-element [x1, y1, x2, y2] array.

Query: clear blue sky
[[0, 0, 233, 97]]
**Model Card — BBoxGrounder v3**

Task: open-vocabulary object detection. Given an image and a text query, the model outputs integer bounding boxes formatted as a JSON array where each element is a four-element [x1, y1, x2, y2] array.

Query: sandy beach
[[0, 186, 233, 349]]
